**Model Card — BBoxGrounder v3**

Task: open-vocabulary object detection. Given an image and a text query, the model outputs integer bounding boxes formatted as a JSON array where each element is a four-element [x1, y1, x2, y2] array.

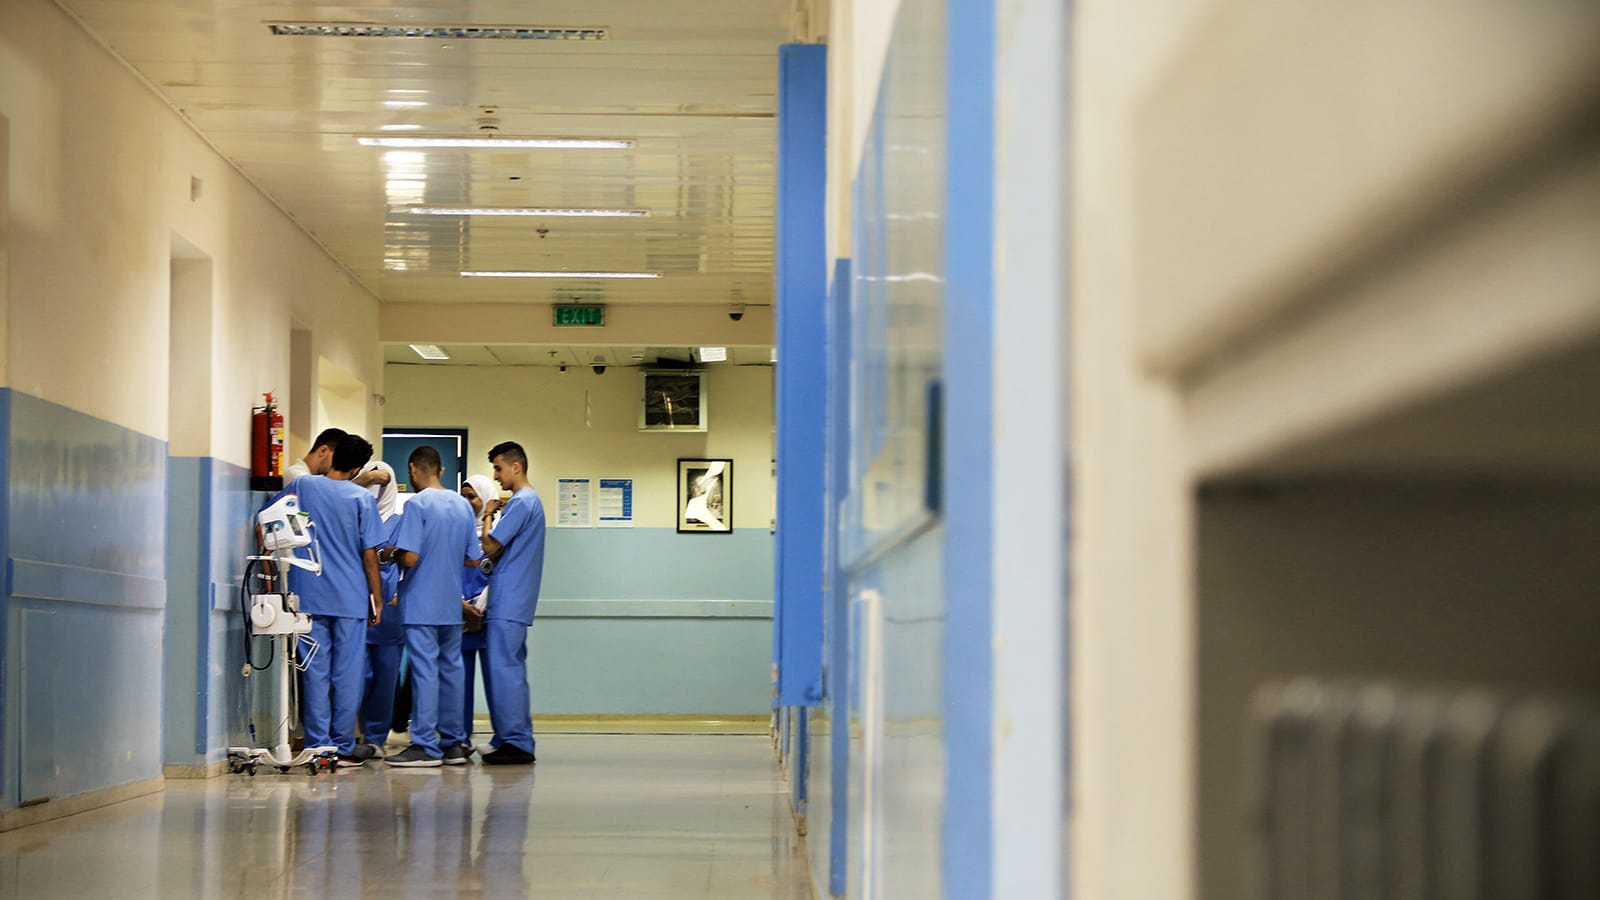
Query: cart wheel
[[247, 763, 258, 777]]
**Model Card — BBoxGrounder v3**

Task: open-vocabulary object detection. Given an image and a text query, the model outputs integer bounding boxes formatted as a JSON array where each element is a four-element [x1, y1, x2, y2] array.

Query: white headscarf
[[362, 460, 399, 520], [463, 473, 500, 525]]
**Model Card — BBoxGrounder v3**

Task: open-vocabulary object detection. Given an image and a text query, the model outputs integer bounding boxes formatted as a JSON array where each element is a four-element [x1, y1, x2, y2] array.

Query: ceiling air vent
[[266, 23, 607, 41]]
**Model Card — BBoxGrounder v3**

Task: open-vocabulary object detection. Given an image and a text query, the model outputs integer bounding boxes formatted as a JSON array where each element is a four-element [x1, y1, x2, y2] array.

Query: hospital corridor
[[2, 0, 1599, 898]]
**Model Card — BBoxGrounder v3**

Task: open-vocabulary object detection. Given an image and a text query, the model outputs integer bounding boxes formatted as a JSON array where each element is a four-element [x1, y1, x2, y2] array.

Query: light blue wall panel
[[206, 460, 258, 755], [541, 528, 773, 601], [164, 457, 205, 762], [815, 256, 853, 895], [840, 0, 951, 894], [3, 391, 166, 809], [461, 528, 776, 715], [526, 616, 773, 714], [8, 392, 166, 579]]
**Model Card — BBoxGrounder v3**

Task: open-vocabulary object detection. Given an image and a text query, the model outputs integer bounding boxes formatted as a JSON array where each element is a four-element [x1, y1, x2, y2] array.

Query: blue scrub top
[[485, 487, 546, 625], [394, 487, 482, 626], [367, 514, 405, 646], [274, 476, 385, 619]]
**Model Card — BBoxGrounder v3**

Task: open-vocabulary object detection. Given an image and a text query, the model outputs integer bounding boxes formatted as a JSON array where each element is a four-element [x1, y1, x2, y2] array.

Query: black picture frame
[[640, 371, 708, 432], [677, 458, 733, 533]]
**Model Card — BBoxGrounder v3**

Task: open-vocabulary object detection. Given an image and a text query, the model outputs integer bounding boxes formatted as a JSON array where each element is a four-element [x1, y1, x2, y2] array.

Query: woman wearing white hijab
[[459, 473, 501, 741]]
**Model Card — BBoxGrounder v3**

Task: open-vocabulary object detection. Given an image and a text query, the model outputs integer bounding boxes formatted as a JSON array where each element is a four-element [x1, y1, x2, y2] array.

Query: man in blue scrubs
[[383, 445, 483, 767], [355, 461, 404, 760], [278, 434, 385, 767], [479, 441, 546, 765]]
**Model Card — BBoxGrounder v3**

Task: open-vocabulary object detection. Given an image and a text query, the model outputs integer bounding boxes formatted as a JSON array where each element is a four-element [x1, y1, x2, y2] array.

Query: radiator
[[1246, 680, 1600, 900]]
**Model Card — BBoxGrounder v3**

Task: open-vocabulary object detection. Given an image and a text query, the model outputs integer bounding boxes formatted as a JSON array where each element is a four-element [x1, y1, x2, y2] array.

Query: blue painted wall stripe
[[775, 42, 829, 709], [827, 257, 853, 896], [2, 390, 167, 808], [0, 389, 10, 795], [943, 0, 997, 895]]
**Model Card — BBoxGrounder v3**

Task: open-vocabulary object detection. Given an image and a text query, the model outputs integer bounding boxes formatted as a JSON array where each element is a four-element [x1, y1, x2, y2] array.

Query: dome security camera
[[729, 302, 746, 322], [592, 364, 606, 375]]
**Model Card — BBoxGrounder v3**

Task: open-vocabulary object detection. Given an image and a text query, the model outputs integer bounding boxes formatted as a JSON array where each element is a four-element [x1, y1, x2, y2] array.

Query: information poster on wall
[[555, 477, 593, 527], [597, 477, 634, 527]]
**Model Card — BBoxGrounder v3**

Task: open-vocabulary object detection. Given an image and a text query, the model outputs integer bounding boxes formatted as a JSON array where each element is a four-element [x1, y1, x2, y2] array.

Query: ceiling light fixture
[[379, 124, 423, 132], [461, 271, 660, 279], [358, 135, 633, 150], [383, 100, 428, 109], [697, 347, 728, 362], [407, 206, 647, 218], [408, 343, 450, 360], [268, 23, 608, 41]]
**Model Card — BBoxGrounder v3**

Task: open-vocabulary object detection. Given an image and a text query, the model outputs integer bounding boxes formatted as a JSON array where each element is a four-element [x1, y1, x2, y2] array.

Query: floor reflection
[[0, 735, 811, 899]]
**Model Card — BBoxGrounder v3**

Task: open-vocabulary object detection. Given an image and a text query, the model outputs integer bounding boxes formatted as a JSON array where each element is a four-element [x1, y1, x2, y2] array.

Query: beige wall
[[0, 0, 381, 463], [1070, 2, 1212, 899], [823, 0, 903, 265], [382, 364, 774, 531]]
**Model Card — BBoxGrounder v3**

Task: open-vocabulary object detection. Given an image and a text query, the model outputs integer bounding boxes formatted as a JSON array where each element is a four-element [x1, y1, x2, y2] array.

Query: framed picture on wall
[[640, 371, 708, 432], [677, 458, 733, 533]]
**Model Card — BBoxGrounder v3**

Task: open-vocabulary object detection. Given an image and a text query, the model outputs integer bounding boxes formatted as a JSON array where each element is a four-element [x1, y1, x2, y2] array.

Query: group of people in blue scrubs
[[270, 433, 547, 769]]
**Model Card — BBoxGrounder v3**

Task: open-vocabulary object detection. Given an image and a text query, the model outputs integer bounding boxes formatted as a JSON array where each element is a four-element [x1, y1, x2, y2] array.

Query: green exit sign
[[553, 304, 606, 327]]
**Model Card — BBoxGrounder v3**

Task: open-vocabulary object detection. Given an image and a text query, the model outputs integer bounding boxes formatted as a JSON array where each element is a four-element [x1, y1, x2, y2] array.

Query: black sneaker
[[384, 745, 444, 767], [336, 754, 365, 769], [481, 745, 536, 766], [443, 743, 473, 766], [352, 743, 381, 762]]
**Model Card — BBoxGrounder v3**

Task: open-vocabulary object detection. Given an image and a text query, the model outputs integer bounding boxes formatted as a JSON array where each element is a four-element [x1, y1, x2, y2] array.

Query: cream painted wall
[[0, 0, 380, 462], [825, 0, 903, 265], [382, 364, 775, 531], [1070, 2, 1212, 899]]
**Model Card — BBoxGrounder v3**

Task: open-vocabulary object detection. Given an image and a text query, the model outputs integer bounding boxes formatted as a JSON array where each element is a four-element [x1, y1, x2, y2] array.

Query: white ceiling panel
[[59, 0, 786, 314]]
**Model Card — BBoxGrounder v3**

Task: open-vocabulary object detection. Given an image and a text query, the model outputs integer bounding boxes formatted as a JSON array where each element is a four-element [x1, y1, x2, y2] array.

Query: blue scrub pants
[[360, 642, 404, 745], [406, 624, 467, 758], [485, 619, 535, 755], [462, 634, 493, 737], [301, 615, 366, 755]]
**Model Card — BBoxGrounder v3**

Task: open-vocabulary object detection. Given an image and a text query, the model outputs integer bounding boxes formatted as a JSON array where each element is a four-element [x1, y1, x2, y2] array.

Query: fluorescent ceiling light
[[406, 206, 647, 218], [384, 100, 428, 109], [697, 347, 728, 362], [461, 271, 659, 279], [379, 124, 423, 132], [268, 23, 608, 41], [358, 135, 633, 149], [409, 343, 450, 360]]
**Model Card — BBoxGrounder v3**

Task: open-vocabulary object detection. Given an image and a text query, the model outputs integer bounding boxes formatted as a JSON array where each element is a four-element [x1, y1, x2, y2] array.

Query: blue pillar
[[943, 0, 996, 896], [774, 43, 828, 710]]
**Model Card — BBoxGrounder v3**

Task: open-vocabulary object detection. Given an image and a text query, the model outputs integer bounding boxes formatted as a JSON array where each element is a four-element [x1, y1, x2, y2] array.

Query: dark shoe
[[481, 745, 536, 766], [443, 743, 473, 766], [352, 743, 381, 761], [336, 754, 365, 769], [384, 745, 443, 768]]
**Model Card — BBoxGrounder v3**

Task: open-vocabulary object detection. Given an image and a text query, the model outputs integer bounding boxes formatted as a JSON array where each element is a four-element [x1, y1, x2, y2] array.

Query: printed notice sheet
[[597, 477, 634, 527], [555, 477, 593, 527]]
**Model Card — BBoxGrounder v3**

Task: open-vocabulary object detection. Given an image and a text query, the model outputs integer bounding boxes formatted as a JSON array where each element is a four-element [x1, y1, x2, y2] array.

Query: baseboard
[[0, 776, 165, 833], [163, 760, 231, 779], [518, 713, 770, 735]]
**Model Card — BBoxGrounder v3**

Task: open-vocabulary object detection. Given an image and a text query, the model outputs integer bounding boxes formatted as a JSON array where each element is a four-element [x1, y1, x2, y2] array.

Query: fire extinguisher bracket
[[251, 474, 285, 493]]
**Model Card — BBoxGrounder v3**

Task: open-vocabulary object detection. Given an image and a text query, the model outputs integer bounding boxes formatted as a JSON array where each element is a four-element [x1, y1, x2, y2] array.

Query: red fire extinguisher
[[251, 392, 285, 479]]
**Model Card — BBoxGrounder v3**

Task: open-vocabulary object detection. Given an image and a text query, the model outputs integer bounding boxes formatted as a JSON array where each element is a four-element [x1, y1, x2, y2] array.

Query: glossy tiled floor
[[0, 734, 815, 899]]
